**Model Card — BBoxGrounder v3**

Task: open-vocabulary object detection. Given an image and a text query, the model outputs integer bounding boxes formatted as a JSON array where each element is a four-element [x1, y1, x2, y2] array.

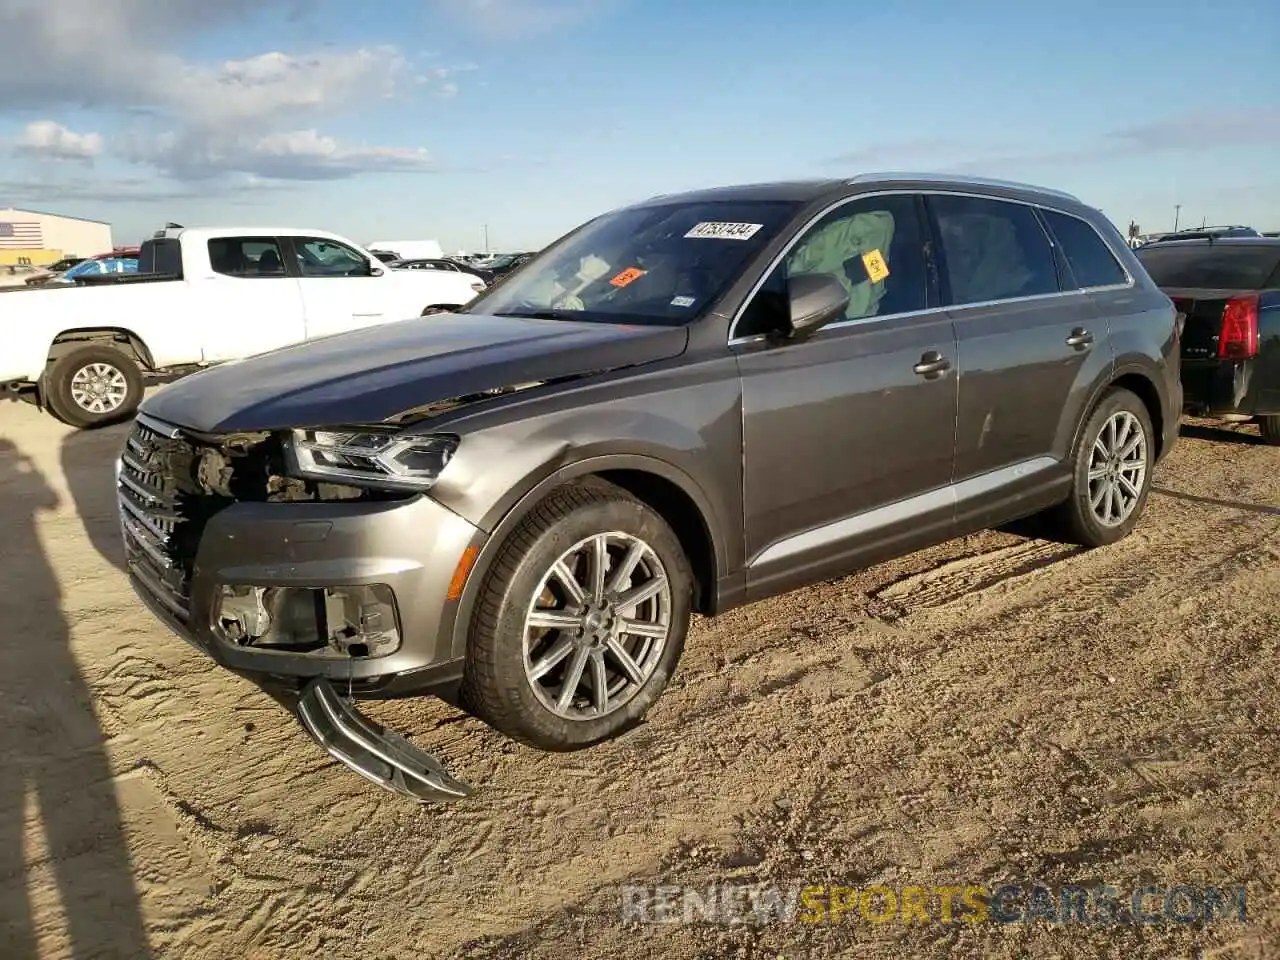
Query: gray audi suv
[[118, 173, 1182, 800]]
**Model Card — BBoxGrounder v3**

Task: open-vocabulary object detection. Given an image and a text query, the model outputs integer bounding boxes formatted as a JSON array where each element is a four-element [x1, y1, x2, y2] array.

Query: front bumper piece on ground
[[294, 679, 473, 802]]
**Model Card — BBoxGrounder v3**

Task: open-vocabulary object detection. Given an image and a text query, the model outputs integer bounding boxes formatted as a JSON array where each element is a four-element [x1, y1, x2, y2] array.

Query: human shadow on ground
[[58, 421, 132, 575], [0, 438, 152, 958]]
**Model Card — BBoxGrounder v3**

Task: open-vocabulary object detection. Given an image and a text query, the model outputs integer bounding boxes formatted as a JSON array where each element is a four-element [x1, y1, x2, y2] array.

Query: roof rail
[[845, 172, 1081, 203]]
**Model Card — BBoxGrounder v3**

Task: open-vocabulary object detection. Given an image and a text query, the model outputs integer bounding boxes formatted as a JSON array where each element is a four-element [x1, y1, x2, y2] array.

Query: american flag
[[0, 221, 43, 248]]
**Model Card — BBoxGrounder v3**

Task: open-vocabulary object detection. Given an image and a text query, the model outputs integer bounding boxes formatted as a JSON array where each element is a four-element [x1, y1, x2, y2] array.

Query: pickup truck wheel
[[1258, 415, 1280, 446], [44, 344, 143, 429], [1052, 387, 1154, 547], [460, 478, 693, 751]]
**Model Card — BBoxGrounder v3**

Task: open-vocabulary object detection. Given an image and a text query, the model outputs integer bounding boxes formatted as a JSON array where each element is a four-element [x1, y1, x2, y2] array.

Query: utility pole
[[1173, 205, 1181, 232], [482, 224, 489, 254]]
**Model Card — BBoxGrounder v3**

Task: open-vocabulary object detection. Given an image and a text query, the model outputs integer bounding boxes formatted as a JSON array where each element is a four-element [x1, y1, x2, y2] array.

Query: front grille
[[118, 414, 207, 622], [118, 414, 405, 624]]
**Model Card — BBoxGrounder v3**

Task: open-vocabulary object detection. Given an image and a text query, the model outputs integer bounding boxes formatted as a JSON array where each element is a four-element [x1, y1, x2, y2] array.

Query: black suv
[[118, 173, 1181, 801]]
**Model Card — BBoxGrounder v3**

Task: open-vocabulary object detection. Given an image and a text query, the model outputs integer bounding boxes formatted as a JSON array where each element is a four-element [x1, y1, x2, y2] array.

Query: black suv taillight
[[1218, 295, 1259, 359]]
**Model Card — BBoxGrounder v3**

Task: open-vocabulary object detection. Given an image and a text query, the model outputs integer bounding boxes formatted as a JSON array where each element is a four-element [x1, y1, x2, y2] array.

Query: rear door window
[[208, 237, 287, 277], [1039, 209, 1128, 289], [928, 195, 1060, 305], [1136, 244, 1280, 290]]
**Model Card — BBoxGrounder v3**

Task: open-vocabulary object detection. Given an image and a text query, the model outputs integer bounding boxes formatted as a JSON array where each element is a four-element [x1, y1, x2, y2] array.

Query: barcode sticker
[[684, 222, 764, 240]]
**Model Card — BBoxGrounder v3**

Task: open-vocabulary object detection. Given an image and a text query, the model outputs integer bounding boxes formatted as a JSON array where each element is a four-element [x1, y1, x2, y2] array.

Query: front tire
[[1051, 387, 1154, 547], [1258, 414, 1280, 446], [44, 343, 144, 429], [460, 478, 693, 751]]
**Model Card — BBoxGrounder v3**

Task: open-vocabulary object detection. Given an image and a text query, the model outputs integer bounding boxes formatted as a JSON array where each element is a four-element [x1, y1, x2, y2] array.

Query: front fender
[[440, 450, 730, 662]]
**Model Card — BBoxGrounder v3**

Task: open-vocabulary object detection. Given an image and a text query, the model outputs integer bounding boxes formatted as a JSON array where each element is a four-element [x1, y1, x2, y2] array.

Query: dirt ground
[[0, 392, 1277, 960]]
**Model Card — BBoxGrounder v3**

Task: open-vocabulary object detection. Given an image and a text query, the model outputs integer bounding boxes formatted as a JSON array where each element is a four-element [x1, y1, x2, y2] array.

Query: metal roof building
[[0, 207, 114, 266]]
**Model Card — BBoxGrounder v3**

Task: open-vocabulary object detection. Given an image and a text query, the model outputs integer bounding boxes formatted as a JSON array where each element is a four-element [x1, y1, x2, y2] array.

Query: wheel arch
[[447, 453, 726, 661], [48, 327, 155, 370], [1070, 364, 1166, 464]]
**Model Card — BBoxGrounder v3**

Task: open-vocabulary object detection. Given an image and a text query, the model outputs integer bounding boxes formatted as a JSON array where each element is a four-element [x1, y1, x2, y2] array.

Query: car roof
[[632, 172, 1085, 210]]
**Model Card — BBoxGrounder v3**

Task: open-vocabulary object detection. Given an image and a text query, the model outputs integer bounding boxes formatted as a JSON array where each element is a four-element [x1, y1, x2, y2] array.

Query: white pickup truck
[[1, 225, 484, 428]]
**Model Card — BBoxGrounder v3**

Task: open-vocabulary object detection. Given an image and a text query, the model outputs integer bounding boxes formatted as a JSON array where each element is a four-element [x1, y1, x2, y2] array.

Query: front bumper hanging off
[[293, 679, 473, 802]]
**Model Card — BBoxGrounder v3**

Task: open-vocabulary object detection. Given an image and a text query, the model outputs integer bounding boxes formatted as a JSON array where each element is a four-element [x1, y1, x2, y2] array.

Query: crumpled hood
[[140, 312, 688, 433]]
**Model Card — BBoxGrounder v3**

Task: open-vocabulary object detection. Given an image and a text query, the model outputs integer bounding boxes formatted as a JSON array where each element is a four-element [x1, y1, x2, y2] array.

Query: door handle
[[1065, 328, 1094, 348], [913, 351, 951, 378]]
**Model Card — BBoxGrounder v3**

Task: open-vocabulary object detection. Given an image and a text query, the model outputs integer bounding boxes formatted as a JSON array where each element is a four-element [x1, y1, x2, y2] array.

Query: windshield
[[65, 257, 138, 279], [467, 199, 802, 325], [1137, 243, 1280, 290]]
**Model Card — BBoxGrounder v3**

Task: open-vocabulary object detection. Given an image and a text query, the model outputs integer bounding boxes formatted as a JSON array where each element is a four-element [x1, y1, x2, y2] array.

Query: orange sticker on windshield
[[610, 267, 647, 288], [861, 249, 890, 284]]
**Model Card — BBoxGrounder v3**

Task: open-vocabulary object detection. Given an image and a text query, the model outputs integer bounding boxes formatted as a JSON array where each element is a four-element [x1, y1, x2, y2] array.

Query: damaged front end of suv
[[118, 413, 480, 801]]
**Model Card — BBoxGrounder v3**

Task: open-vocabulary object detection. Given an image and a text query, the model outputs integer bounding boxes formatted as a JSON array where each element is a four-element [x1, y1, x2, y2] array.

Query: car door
[[288, 236, 389, 339], [733, 192, 959, 598], [927, 193, 1110, 527], [200, 235, 307, 362]]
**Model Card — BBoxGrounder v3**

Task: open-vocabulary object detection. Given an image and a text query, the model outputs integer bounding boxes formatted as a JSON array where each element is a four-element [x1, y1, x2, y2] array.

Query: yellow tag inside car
[[861, 249, 890, 284]]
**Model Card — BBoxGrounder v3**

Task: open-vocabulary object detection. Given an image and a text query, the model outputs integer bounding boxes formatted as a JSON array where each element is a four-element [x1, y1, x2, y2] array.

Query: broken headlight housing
[[285, 427, 459, 491]]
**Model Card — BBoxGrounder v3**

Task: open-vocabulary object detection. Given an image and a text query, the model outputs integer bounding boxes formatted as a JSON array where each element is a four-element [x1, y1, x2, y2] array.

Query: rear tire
[[460, 478, 693, 751], [1049, 387, 1155, 548], [1258, 414, 1280, 446], [44, 343, 144, 429]]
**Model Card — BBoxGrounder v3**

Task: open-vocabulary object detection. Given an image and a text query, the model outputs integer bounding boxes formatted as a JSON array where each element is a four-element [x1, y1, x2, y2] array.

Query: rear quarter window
[[1136, 244, 1280, 290], [1040, 209, 1128, 288]]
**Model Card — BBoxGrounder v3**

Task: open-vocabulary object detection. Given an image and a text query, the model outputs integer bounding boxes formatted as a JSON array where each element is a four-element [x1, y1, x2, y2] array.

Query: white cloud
[[0, 0, 451, 186], [14, 121, 104, 160]]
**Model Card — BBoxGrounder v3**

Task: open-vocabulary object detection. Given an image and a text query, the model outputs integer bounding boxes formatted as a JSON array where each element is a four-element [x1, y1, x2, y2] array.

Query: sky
[[1, 0, 1277, 252]]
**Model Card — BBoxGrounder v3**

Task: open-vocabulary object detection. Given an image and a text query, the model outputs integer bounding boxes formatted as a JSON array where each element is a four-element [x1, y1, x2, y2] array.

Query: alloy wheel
[[523, 531, 672, 720], [1087, 410, 1148, 527], [69, 361, 129, 414]]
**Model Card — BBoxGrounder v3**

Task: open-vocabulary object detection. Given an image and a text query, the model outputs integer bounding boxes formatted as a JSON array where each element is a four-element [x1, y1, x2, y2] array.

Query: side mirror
[[786, 273, 849, 338]]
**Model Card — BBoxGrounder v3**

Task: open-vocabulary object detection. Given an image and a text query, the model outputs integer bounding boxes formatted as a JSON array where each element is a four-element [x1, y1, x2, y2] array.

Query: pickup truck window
[[209, 237, 287, 277], [468, 199, 802, 327], [295, 237, 374, 278], [1136, 244, 1280, 291]]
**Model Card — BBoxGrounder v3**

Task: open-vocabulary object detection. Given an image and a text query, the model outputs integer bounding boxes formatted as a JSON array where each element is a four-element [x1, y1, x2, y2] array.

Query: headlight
[[286, 428, 459, 491]]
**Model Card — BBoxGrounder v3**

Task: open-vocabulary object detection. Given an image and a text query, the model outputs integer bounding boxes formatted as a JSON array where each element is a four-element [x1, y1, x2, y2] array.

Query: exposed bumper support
[[294, 679, 473, 802]]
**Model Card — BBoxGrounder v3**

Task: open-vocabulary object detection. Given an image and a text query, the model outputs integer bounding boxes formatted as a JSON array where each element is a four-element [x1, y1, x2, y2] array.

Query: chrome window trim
[[726, 188, 1135, 346]]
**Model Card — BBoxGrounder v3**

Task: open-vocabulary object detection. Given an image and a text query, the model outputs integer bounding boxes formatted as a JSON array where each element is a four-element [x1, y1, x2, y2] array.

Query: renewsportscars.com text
[[619, 882, 1248, 926]]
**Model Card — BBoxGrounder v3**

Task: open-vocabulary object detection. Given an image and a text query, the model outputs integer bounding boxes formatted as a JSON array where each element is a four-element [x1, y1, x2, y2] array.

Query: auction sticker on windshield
[[684, 222, 764, 240], [610, 267, 647, 287]]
